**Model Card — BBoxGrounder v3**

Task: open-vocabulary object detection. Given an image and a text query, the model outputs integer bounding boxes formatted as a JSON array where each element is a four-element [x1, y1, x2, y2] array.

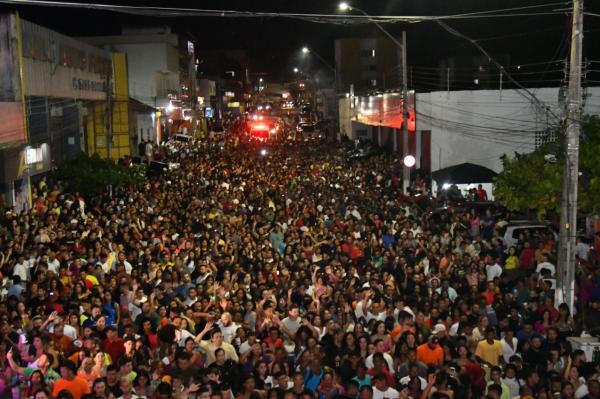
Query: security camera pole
[[557, 0, 583, 313]]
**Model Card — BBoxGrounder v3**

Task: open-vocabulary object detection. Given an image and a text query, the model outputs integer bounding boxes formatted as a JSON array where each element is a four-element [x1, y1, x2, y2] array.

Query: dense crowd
[[1, 133, 599, 399]]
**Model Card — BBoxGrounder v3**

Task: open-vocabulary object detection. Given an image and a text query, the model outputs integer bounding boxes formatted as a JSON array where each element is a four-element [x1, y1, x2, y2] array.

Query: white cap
[[433, 324, 446, 334]]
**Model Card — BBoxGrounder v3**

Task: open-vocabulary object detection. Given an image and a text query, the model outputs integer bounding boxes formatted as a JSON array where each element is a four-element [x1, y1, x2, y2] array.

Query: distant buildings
[[335, 37, 402, 94], [82, 26, 201, 143]]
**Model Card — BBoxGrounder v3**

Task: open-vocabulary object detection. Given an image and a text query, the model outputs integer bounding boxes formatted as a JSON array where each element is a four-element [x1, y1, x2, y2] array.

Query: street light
[[339, 2, 411, 193], [293, 67, 299, 73], [338, 2, 351, 11], [403, 155, 416, 168], [300, 46, 336, 90]]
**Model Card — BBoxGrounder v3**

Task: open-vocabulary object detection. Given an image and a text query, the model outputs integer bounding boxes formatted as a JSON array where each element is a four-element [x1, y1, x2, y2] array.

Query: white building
[[82, 26, 184, 143], [339, 86, 600, 173]]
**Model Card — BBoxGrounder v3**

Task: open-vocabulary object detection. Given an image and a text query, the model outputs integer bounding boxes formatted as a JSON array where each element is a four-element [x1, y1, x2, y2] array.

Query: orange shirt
[[416, 343, 444, 366], [52, 376, 91, 399], [77, 370, 100, 387]]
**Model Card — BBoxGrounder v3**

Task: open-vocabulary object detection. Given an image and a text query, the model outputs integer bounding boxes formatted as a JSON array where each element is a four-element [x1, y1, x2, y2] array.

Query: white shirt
[[183, 296, 198, 307], [536, 261, 555, 276], [576, 242, 590, 261], [355, 299, 372, 320], [500, 336, 519, 363], [13, 263, 29, 281], [47, 258, 60, 274], [63, 324, 78, 341], [373, 386, 399, 399], [218, 321, 240, 343], [399, 375, 427, 390], [486, 263, 503, 281], [365, 352, 394, 372], [123, 260, 133, 274]]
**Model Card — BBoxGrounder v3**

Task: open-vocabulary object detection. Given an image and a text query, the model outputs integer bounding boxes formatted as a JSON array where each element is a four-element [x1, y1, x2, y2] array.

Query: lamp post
[[339, 2, 411, 193], [301, 46, 337, 93]]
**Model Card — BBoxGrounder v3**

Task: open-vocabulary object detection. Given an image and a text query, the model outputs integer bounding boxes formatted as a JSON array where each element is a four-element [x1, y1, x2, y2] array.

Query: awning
[[432, 162, 497, 184]]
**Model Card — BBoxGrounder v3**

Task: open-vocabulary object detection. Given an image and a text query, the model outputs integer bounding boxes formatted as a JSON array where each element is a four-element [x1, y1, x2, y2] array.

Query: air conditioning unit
[[50, 106, 63, 117]]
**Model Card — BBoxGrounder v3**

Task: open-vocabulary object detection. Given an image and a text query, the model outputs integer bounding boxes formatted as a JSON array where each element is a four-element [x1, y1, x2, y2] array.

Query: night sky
[[2, 0, 599, 85]]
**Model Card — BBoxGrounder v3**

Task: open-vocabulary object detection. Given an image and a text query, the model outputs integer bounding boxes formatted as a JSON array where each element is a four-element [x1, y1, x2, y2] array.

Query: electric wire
[[0, 0, 570, 24]]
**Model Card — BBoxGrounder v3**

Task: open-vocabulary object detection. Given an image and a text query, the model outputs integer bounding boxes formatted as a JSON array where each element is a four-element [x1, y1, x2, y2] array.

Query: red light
[[252, 124, 268, 130]]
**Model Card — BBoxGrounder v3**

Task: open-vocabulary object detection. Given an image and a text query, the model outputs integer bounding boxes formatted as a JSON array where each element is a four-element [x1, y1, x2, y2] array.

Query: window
[[371, 49, 376, 57], [371, 79, 377, 87], [535, 129, 558, 149], [369, 64, 377, 71]]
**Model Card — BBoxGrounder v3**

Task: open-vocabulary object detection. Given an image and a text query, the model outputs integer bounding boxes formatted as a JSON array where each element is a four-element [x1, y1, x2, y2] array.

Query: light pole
[[301, 46, 337, 93], [301, 46, 339, 139], [339, 2, 411, 193]]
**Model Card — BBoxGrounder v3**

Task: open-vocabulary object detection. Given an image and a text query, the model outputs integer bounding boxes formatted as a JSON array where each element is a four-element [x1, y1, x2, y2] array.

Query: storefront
[[0, 13, 118, 209]]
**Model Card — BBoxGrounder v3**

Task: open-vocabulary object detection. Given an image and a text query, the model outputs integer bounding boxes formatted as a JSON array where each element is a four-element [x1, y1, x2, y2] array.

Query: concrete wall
[[416, 87, 600, 172], [82, 35, 181, 108]]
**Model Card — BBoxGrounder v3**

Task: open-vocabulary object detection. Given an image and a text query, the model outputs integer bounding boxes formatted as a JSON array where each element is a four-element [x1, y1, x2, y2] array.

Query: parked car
[[499, 221, 558, 249]]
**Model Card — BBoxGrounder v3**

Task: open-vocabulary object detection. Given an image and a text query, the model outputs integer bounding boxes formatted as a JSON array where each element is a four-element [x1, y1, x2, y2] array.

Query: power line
[[434, 20, 564, 126], [0, 0, 569, 24]]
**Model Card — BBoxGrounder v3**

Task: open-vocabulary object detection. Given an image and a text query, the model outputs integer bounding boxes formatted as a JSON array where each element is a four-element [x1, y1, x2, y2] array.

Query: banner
[[0, 14, 26, 147]]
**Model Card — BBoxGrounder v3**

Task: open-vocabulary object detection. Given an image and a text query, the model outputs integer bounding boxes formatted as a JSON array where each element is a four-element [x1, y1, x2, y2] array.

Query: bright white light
[[403, 155, 416, 168], [345, 93, 350, 98], [252, 114, 258, 121], [166, 103, 175, 113], [259, 78, 263, 83], [302, 47, 309, 54], [293, 67, 299, 73], [442, 183, 451, 190], [260, 149, 267, 156], [339, 2, 351, 11]]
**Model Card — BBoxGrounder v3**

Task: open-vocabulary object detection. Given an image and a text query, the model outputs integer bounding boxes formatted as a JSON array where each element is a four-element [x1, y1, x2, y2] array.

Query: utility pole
[[401, 31, 410, 194], [557, 0, 583, 313]]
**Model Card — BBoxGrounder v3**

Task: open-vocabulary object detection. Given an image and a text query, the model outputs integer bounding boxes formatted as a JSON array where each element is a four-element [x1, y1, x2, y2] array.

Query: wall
[[20, 19, 111, 101], [86, 53, 131, 160], [416, 87, 600, 172], [82, 34, 181, 108]]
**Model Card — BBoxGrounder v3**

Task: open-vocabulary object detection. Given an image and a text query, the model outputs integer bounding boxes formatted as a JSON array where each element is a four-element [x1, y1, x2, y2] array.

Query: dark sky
[[2, 0, 600, 85]]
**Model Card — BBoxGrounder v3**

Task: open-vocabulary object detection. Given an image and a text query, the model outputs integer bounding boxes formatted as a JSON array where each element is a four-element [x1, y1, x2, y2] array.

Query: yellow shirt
[[475, 339, 503, 366], [505, 256, 518, 270]]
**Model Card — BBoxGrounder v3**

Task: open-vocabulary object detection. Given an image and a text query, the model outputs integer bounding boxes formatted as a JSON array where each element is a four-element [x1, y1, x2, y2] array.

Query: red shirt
[[519, 249, 535, 270], [102, 337, 125, 363]]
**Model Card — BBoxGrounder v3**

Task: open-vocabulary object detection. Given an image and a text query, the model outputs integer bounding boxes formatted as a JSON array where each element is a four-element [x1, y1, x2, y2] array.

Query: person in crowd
[[0, 128, 598, 399]]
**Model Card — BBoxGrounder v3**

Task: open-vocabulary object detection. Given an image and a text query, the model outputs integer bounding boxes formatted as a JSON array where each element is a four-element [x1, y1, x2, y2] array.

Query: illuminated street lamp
[[300, 46, 337, 91], [293, 67, 299, 73], [338, 2, 351, 11], [403, 155, 416, 168]]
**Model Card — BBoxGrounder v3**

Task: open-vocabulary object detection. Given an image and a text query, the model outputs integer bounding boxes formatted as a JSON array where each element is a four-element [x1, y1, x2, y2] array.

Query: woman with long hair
[[370, 321, 391, 353], [92, 351, 109, 378], [24, 370, 46, 399], [133, 369, 153, 397]]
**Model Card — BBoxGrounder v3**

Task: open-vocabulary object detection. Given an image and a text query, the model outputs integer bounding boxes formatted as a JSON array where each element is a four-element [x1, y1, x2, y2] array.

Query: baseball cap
[[433, 324, 446, 334]]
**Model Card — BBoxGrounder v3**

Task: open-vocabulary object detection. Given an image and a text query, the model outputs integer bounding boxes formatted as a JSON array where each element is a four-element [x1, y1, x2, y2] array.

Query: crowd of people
[[0, 132, 599, 399]]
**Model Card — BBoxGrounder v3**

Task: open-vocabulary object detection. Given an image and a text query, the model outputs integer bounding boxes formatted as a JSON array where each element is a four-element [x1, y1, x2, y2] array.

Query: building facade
[[335, 37, 402, 94], [83, 26, 200, 144], [339, 86, 600, 180], [0, 14, 129, 211]]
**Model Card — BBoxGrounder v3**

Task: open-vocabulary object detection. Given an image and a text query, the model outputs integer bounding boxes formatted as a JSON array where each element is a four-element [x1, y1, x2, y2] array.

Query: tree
[[494, 115, 600, 219], [52, 153, 146, 198]]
